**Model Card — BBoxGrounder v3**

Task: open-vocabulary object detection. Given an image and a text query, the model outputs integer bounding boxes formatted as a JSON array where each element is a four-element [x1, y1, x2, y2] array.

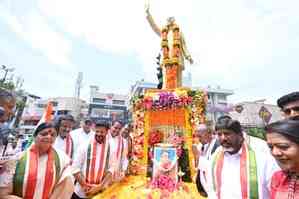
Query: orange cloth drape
[[165, 65, 178, 89], [148, 108, 185, 127]]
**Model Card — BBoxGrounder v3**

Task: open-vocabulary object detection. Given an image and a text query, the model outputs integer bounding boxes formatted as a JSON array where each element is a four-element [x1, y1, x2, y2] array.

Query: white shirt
[[72, 139, 112, 198], [53, 135, 73, 159], [108, 135, 128, 173], [244, 133, 270, 153], [122, 138, 129, 171], [206, 143, 279, 199], [70, 128, 95, 158], [198, 138, 219, 192], [3, 143, 22, 157]]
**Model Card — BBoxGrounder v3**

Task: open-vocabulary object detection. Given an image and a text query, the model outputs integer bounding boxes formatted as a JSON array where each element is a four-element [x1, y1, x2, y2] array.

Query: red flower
[[149, 130, 163, 146], [147, 194, 153, 199], [176, 147, 183, 157], [151, 174, 176, 192]]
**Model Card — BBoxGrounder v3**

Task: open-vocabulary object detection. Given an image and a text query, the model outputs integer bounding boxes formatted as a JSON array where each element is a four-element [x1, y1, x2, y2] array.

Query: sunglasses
[[282, 106, 299, 115]]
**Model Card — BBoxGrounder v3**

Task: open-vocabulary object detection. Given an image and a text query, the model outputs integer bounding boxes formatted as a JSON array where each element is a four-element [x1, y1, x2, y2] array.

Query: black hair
[[215, 117, 242, 134], [277, 92, 299, 109], [34, 122, 55, 137], [95, 120, 110, 129], [265, 116, 299, 144], [217, 115, 232, 123], [54, 114, 74, 132], [84, 117, 93, 123], [112, 120, 123, 126]]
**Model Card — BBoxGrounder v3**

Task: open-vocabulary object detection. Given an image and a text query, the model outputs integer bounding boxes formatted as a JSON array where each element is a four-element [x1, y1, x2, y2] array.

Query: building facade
[[89, 86, 128, 123], [20, 97, 87, 133], [229, 100, 283, 128]]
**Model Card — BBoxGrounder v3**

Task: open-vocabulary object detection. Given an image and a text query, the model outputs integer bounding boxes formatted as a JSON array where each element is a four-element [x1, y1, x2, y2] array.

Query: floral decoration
[[148, 130, 164, 146], [151, 174, 176, 192]]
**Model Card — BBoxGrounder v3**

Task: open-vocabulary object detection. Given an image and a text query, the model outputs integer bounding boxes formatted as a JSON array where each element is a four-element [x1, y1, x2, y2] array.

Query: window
[[112, 100, 125, 105], [93, 98, 106, 103], [91, 108, 109, 118], [57, 110, 69, 115], [90, 108, 125, 120], [50, 101, 58, 106], [110, 110, 125, 120], [36, 103, 46, 108], [217, 94, 226, 101]]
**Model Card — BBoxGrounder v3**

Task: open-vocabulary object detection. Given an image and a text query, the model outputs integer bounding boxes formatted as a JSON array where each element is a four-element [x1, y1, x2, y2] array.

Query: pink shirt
[[270, 170, 299, 199]]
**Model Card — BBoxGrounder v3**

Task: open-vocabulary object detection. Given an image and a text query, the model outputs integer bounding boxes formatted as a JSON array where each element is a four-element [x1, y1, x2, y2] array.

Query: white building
[[89, 85, 128, 123], [20, 97, 87, 133], [193, 85, 234, 124]]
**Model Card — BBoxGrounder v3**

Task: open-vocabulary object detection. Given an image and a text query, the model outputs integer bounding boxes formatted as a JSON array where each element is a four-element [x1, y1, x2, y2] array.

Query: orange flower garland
[[161, 24, 181, 89]]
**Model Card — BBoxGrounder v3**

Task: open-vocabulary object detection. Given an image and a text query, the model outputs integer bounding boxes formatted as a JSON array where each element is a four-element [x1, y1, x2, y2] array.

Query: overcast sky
[[0, 0, 298, 104]]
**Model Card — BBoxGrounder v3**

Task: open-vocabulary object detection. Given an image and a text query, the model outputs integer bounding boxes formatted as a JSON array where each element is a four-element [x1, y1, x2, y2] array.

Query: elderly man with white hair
[[194, 123, 220, 197]]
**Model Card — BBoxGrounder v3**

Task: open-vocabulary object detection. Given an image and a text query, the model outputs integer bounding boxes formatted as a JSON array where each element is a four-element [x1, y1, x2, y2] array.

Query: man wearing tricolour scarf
[[206, 117, 279, 199], [72, 120, 113, 199], [53, 115, 75, 159], [108, 120, 128, 182], [0, 122, 74, 199]]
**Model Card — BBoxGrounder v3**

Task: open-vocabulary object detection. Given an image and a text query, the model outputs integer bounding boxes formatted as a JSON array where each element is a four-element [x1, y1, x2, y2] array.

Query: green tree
[[247, 127, 266, 140]]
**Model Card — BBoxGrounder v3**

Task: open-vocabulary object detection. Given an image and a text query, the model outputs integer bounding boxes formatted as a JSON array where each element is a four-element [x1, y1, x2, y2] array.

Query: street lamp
[[1, 65, 15, 83]]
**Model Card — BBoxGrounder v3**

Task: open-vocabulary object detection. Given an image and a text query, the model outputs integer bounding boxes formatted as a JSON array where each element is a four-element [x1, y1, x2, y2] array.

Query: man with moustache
[[72, 120, 113, 199], [206, 117, 278, 199], [108, 120, 128, 182], [53, 115, 75, 159], [277, 91, 299, 118]]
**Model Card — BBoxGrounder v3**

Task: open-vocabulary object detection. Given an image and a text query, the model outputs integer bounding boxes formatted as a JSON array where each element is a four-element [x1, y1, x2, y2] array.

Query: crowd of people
[[193, 91, 299, 199], [1, 88, 299, 199], [0, 88, 134, 199]]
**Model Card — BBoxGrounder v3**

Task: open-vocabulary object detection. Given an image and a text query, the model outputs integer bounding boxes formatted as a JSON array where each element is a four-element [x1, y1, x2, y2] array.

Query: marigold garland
[[161, 23, 181, 89], [130, 88, 206, 180]]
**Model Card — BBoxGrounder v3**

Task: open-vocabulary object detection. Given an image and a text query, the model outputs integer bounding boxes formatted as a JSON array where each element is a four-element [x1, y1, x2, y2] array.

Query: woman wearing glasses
[[0, 122, 74, 199], [265, 116, 299, 199]]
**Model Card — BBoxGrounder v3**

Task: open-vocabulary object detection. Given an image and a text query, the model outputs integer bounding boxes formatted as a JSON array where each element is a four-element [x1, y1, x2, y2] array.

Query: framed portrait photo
[[153, 143, 178, 182]]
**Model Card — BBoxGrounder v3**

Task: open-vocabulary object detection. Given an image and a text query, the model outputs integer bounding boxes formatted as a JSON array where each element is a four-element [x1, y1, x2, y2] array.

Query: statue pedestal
[[131, 88, 207, 182], [92, 176, 206, 199]]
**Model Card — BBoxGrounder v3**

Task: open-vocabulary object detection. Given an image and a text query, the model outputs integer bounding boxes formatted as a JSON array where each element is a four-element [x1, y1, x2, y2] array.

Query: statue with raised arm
[[145, 2, 194, 89]]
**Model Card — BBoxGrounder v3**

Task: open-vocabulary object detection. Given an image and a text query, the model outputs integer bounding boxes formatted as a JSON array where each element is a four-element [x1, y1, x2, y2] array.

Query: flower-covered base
[[130, 88, 207, 184], [93, 176, 206, 199]]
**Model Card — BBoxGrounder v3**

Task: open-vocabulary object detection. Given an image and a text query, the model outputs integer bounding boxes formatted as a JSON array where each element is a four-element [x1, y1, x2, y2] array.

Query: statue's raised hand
[[145, 0, 150, 14]]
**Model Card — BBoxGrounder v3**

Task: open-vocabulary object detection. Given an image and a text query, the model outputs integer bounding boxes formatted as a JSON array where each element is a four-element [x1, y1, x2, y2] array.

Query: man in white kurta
[[70, 118, 95, 158], [195, 124, 220, 196], [108, 121, 128, 182], [206, 118, 279, 199], [72, 120, 113, 199], [53, 115, 75, 159]]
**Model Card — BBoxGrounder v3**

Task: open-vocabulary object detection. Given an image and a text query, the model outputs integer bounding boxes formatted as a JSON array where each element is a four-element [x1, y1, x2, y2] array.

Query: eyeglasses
[[282, 106, 299, 115]]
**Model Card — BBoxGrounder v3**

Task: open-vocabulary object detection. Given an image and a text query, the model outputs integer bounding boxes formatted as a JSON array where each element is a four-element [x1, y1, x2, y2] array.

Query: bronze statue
[[145, 2, 193, 89]]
